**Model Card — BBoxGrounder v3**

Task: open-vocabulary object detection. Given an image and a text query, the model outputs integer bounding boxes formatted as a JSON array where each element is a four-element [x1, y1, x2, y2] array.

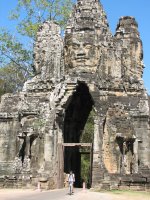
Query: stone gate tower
[[0, 0, 150, 190]]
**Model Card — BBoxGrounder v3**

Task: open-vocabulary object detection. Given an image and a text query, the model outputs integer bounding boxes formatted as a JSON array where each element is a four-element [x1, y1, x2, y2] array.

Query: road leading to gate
[[2, 188, 149, 200], [0, 188, 114, 200]]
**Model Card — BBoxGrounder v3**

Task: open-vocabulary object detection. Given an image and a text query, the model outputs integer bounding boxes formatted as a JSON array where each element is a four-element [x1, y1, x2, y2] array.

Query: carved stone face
[[64, 32, 100, 72]]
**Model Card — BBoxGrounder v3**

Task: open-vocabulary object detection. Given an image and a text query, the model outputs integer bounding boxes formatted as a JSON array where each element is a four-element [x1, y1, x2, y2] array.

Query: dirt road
[[0, 188, 149, 200]]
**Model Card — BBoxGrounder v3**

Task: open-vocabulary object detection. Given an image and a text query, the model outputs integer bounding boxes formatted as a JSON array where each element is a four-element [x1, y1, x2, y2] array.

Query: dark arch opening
[[63, 82, 94, 187]]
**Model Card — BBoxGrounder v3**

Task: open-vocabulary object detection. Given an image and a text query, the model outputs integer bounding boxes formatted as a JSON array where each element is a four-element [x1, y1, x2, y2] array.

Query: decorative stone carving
[[33, 21, 64, 80], [0, 0, 149, 191], [64, 32, 100, 73]]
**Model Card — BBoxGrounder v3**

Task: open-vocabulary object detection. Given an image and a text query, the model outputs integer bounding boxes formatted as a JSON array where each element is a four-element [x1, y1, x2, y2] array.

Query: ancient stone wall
[[0, 0, 149, 190]]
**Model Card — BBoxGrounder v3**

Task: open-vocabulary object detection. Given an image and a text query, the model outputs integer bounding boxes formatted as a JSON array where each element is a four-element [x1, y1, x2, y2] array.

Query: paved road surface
[[0, 188, 114, 200]]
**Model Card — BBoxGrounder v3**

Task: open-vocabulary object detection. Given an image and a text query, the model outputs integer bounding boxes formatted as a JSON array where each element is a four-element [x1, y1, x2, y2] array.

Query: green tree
[[0, 29, 33, 75], [0, 0, 74, 96], [0, 63, 26, 96], [0, 29, 33, 97], [80, 109, 95, 184], [80, 110, 95, 144], [9, 0, 74, 39]]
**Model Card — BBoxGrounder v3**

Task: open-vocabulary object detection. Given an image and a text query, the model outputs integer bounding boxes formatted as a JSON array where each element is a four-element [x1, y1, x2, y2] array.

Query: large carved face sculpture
[[64, 32, 100, 72]]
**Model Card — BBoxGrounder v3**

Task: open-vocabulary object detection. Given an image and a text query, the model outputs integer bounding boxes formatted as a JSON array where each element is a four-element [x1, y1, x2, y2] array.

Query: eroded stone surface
[[0, 0, 149, 190]]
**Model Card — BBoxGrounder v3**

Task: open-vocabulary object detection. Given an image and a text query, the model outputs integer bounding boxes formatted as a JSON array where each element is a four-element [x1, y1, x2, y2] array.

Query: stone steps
[[55, 82, 77, 112]]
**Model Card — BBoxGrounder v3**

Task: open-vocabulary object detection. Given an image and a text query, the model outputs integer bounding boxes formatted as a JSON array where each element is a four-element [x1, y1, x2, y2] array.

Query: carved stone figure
[[64, 32, 100, 73]]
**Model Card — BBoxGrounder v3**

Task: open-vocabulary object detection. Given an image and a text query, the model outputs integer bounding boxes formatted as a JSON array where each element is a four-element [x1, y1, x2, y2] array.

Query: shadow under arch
[[63, 82, 95, 187]]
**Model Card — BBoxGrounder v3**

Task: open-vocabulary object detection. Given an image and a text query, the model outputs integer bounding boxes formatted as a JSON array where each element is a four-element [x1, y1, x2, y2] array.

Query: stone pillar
[[121, 141, 126, 174], [44, 132, 53, 162], [92, 116, 104, 186], [25, 134, 30, 157], [133, 139, 139, 173], [93, 117, 100, 162]]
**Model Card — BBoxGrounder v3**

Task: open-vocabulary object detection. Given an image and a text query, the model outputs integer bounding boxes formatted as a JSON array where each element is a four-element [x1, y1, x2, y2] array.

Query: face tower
[[64, 0, 112, 73], [0, 0, 149, 191]]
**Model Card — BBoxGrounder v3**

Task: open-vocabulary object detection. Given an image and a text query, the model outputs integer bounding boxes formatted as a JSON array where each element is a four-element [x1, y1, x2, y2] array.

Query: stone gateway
[[0, 0, 150, 190]]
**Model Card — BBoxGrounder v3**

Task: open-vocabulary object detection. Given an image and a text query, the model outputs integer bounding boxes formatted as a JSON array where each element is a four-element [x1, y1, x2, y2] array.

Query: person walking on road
[[68, 171, 75, 195]]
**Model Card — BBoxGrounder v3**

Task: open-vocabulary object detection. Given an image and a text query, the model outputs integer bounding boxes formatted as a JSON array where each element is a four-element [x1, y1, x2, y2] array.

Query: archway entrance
[[63, 83, 94, 187]]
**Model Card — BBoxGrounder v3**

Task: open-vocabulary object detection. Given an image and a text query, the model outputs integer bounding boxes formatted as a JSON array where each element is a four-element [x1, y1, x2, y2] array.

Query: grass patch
[[91, 188, 150, 196], [106, 190, 150, 196]]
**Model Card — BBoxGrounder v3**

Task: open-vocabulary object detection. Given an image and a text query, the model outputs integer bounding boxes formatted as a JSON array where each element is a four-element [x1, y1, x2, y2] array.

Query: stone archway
[[63, 82, 94, 187]]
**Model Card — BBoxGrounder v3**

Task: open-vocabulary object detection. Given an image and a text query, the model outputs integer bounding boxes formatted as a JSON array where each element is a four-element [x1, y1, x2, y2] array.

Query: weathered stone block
[[0, 0, 149, 190]]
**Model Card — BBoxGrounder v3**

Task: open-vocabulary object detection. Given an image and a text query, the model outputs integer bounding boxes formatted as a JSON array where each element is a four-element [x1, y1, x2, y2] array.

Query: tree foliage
[[9, 0, 74, 39], [0, 29, 33, 96], [80, 110, 95, 143], [0, 29, 33, 74], [0, 63, 26, 96], [80, 109, 95, 184], [0, 0, 74, 97]]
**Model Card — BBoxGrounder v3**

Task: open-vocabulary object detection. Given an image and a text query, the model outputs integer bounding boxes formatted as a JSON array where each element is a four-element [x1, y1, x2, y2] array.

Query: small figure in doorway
[[68, 171, 75, 195]]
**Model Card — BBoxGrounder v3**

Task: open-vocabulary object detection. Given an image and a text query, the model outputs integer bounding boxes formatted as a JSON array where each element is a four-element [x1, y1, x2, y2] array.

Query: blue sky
[[0, 0, 150, 94]]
